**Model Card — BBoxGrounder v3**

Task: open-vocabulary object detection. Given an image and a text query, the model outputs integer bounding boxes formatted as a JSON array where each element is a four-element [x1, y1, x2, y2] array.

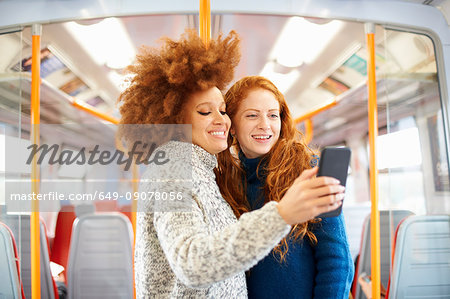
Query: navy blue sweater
[[240, 154, 354, 299]]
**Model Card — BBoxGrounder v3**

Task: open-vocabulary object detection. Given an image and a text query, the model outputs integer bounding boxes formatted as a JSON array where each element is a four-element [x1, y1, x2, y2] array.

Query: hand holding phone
[[316, 147, 351, 218]]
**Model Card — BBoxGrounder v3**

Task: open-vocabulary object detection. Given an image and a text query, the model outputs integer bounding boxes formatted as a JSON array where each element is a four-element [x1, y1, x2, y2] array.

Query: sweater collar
[[165, 141, 217, 170], [192, 144, 217, 170], [239, 151, 265, 179]]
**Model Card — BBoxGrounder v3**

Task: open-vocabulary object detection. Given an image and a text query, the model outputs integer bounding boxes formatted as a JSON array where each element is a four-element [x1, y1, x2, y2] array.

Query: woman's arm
[[151, 167, 343, 288], [140, 146, 343, 289], [313, 214, 355, 299], [154, 200, 290, 288]]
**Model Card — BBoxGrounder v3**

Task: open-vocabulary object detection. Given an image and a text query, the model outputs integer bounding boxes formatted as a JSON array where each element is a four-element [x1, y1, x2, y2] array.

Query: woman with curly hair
[[217, 76, 354, 299], [118, 31, 344, 298]]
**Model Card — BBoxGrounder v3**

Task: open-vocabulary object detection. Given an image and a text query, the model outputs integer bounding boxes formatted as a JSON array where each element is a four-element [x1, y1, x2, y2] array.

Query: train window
[[377, 125, 427, 214], [291, 22, 449, 287], [378, 29, 447, 215], [0, 28, 30, 291], [310, 26, 447, 214]]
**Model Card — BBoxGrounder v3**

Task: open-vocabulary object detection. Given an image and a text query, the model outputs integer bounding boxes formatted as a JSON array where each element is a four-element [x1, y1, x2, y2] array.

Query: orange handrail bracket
[[294, 100, 336, 144], [366, 22, 381, 299], [72, 99, 119, 124], [31, 23, 42, 299], [294, 100, 337, 124], [199, 0, 211, 46]]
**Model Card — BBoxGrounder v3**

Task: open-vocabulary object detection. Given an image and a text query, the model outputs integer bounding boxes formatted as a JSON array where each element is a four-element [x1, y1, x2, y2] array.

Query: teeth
[[211, 131, 225, 136], [253, 135, 270, 139]]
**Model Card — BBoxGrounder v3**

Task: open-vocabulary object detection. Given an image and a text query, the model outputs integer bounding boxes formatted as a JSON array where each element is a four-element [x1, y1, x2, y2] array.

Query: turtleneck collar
[[164, 141, 217, 170], [192, 143, 217, 170], [239, 151, 267, 210], [239, 151, 265, 180]]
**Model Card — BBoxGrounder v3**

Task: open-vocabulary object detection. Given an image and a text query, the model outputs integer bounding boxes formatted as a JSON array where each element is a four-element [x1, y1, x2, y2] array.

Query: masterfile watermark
[[26, 141, 169, 171], [4, 124, 194, 213]]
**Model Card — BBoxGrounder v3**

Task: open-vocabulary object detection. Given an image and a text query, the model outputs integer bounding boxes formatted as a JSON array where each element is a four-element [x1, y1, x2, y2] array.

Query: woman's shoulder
[[140, 141, 192, 181]]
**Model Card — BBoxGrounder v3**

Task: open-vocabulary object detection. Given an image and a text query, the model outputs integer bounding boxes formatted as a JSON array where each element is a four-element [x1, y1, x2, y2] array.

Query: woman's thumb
[[299, 167, 318, 180]]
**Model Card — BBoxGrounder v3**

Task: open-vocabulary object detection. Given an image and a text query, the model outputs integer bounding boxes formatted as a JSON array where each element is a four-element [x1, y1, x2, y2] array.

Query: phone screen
[[316, 147, 351, 218]]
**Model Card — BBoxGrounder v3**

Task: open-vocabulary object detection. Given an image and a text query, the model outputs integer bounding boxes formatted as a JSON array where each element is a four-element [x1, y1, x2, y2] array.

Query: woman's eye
[[220, 111, 227, 115], [246, 114, 257, 118], [270, 114, 279, 118], [198, 111, 211, 116]]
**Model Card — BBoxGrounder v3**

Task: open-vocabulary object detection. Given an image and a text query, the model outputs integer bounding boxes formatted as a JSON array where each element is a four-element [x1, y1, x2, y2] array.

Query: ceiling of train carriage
[[0, 0, 443, 142]]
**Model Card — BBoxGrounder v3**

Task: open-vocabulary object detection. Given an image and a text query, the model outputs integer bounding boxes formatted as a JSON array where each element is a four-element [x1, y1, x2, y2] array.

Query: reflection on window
[[377, 127, 422, 170], [375, 123, 426, 214], [427, 112, 449, 192]]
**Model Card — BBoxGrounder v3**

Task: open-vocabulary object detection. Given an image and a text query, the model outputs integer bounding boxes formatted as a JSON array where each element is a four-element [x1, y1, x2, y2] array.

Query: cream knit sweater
[[134, 141, 290, 298]]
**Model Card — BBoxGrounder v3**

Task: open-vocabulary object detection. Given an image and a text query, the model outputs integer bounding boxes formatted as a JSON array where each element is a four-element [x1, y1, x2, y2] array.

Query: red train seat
[[50, 205, 76, 282], [0, 221, 25, 299], [3, 215, 59, 299], [119, 204, 132, 224]]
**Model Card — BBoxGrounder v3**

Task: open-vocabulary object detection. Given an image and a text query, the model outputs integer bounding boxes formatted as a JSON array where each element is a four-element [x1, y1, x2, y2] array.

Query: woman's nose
[[213, 111, 226, 124], [258, 116, 270, 129]]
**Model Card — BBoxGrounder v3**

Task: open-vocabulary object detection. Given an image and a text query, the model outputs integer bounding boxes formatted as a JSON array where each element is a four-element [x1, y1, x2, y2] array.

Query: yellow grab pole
[[72, 99, 119, 124], [294, 100, 337, 145], [131, 163, 138, 236], [294, 100, 337, 124], [131, 162, 139, 299], [31, 23, 42, 299], [366, 22, 381, 299], [199, 0, 211, 46]]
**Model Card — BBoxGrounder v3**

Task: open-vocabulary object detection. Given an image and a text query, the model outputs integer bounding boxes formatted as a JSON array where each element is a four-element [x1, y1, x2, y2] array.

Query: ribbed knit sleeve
[[154, 201, 290, 288], [134, 141, 291, 298]]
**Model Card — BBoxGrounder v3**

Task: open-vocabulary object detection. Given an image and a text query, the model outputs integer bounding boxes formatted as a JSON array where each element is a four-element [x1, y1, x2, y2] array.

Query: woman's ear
[[230, 127, 236, 136]]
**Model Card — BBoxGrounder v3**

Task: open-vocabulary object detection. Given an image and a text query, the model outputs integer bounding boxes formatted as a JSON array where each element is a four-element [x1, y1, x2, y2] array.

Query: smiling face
[[231, 88, 281, 159], [183, 87, 231, 155]]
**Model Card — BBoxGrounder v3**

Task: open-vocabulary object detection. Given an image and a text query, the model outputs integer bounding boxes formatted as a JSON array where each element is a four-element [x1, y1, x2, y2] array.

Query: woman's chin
[[250, 144, 272, 157], [200, 143, 228, 155]]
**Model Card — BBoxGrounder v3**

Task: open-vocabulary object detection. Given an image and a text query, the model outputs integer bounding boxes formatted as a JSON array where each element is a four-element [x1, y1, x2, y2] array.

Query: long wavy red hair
[[216, 76, 320, 261]]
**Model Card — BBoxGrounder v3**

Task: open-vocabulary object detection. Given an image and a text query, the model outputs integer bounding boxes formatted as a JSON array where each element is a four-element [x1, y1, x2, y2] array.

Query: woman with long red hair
[[217, 76, 354, 298], [119, 32, 346, 298]]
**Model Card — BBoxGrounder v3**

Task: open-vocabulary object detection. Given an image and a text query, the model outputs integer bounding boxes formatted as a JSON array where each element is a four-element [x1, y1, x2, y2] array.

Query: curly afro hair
[[118, 29, 241, 125]]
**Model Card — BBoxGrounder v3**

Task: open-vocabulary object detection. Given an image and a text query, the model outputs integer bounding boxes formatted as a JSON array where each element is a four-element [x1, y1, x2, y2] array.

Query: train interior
[[0, 0, 449, 298]]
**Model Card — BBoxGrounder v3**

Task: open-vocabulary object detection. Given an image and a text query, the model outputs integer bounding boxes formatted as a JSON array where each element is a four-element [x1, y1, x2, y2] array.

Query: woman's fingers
[[312, 196, 343, 216], [309, 193, 343, 208], [300, 175, 340, 189], [278, 167, 346, 224], [302, 184, 345, 200], [298, 167, 318, 180]]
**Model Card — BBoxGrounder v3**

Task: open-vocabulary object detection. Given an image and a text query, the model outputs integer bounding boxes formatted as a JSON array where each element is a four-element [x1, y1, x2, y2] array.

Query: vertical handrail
[[131, 162, 139, 299], [366, 22, 381, 299], [131, 163, 138, 236], [199, 0, 211, 47], [31, 23, 42, 299]]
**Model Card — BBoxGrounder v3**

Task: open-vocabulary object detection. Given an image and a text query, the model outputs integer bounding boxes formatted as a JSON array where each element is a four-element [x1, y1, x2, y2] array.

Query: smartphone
[[316, 147, 351, 218]]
